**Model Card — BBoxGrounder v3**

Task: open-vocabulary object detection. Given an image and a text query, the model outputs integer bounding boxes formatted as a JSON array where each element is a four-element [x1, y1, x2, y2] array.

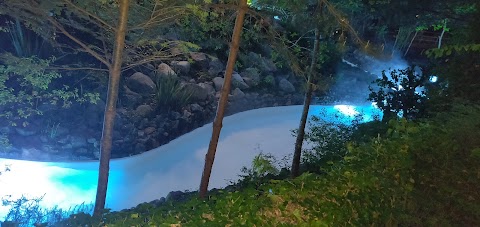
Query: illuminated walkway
[[0, 105, 380, 218]]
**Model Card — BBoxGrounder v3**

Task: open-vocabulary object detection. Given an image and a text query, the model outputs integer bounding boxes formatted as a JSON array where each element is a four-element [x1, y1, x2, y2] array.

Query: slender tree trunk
[[291, 28, 320, 178], [93, 0, 130, 216], [391, 28, 400, 57], [404, 30, 418, 57], [438, 20, 447, 49], [199, 0, 247, 198]]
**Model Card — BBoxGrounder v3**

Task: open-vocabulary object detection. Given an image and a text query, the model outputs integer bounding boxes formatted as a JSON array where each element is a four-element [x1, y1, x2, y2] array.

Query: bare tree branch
[[47, 17, 111, 68], [62, 0, 116, 32]]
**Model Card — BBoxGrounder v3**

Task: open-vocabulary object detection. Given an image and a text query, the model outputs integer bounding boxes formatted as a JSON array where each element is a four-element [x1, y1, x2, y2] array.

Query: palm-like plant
[[6, 18, 46, 57]]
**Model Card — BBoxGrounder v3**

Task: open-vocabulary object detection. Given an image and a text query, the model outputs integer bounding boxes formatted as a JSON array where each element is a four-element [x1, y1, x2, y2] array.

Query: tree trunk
[[404, 30, 418, 57], [438, 19, 447, 49], [199, 0, 247, 198], [391, 28, 401, 57], [93, 0, 130, 216], [291, 28, 320, 178]]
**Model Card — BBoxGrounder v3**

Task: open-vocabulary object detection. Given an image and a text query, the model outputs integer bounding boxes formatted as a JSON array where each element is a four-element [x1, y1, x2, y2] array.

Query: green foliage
[[261, 74, 275, 88], [8, 103, 477, 226], [1, 195, 93, 227], [405, 104, 480, 225], [426, 43, 480, 58], [4, 18, 46, 58], [239, 152, 281, 187], [179, 3, 264, 57], [368, 67, 428, 120], [154, 76, 193, 112], [57, 118, 416, 226], [269, 49, 285, 69], [350, 120, 389, 143], [302, 115, 357, 173], [428, 51, 480, 103], [0, 53, 100, 126], [251, 153, 280, 178], [41, 121, 61, 139], [301, 136, 414, 225], [0, 133, 12, 152]]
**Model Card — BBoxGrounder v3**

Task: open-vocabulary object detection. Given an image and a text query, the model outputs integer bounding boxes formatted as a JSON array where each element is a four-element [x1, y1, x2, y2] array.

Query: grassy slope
[[55, 104, 480, 226]]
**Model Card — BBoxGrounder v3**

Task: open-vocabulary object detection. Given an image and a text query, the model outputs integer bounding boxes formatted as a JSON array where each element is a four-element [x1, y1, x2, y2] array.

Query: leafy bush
[[179, 3, 264, 58], [1, 195, 92, 227], [40, 121, 61, 140], [369, 67, 428, 121], [302, 115, 357, 173], [350, 119, 389, 143], [16, 105, 480, 226], [261, 74, 275, 88], [405, 103, 480, 225], [154, 76, 192, 111], [310, 120, 416, 226], [429, 52, 480, 104], [57, 118, 416, 226], [242, 153, 280, 179], [0, 133, 11, 152], [3, 18, 47, 58], [0, 53, 100, 127], [238, 152, 286, 188]]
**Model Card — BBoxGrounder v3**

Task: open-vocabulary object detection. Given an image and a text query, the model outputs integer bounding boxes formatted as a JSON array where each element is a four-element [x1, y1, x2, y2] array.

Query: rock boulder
[[278, 78, 295, 93], [127, 72, 156, 96]]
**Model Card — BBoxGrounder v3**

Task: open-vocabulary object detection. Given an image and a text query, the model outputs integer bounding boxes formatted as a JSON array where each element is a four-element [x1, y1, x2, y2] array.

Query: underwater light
[[333, 105, 359, 117], [430, 75, 438, 83], [0, 158, 98, 219]]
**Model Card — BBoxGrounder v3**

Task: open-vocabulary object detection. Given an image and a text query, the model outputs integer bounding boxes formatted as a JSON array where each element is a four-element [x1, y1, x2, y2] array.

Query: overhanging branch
[[47, 17, 111, 68]]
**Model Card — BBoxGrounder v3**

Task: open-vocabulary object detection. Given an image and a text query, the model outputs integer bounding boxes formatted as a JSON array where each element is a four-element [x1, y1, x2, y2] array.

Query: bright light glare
[[334, 105, 359, 117], [430, 76, 438, 83], [0, 159, 98, 218]]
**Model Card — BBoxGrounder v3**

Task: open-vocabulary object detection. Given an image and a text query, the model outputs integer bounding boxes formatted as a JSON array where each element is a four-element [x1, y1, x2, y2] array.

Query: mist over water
[[327, 51, 410, 104]]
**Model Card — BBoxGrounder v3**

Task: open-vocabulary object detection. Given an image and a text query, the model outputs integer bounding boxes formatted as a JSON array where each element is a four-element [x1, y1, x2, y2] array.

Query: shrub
[[405, 103, 480, 225], [4, 18, 47, 58], [261, 74, 275, 88], [0, 133, 11, 152], [154, 76, 192, 111], [178, 3, 264, 58], [368, 67, 428, 121], [0, 53, 100, 127], [350, 119, 389, 143], [238, 152, 284, 188], [13, 105, 480, 226], [301, 115, 357, 173], [1, 195, 93, 227]]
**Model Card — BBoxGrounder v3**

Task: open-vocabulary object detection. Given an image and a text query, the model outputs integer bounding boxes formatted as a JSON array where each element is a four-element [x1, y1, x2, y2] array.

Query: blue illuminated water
[[0, 105, 381, 219]]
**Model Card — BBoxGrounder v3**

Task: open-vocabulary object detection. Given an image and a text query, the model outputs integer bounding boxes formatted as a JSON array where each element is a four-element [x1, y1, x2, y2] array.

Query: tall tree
[[199, 0, 248, 198], [291, 27, 320, 177], [255, 0, 370, 177], [0, 0, 193, 214], [93, 0, 129, 216]]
